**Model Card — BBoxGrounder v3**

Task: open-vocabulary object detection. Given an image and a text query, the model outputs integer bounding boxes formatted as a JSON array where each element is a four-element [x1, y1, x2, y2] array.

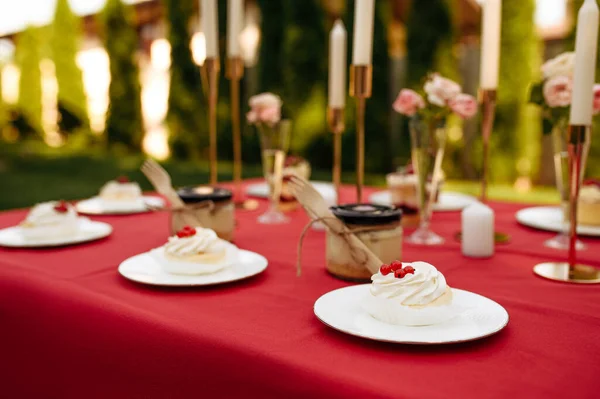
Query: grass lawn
[[0, 142, 559, 211]]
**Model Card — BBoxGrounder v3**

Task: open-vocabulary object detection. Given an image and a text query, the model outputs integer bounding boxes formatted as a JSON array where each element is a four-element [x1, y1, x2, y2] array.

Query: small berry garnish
[[403, 266, 415, 275], [176, 225, 196, 238], [116, 176, 130, 184], [380, 264, 392, 276], [53, 200, 69, 213], [394, 269, 406, 279], [390, 260, 403, 271]]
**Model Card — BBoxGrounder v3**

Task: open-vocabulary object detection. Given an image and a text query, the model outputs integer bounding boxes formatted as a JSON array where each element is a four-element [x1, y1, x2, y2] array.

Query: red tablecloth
[[1, 183, 600, 399]]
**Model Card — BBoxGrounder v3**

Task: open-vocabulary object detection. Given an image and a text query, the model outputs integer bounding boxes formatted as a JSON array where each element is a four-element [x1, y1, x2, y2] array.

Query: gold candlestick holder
[[328, 107, 345, 202], [480, 89, 496, 203], [201, 57, 220, 185], [349, 65, 372, 203], [533, 125, 600, 284], [225, 57, 257, 210]]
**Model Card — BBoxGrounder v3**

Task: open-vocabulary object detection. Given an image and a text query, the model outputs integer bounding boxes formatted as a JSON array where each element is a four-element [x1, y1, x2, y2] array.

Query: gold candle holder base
[[349, 65, 372, 203], [201, 57, 221, 185], [226, 56, 255, 210], [533, 262, 600, 284], [328, 107, 345, 203]]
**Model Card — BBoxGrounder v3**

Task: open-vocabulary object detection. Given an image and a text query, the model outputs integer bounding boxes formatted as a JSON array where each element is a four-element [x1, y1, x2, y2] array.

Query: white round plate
[[516, 206, 600, 237], [118, 249, 268, 287], [314, 285, 509, 345], [246, 181, 337, 205], [76, 196, 165, 215], [0, 218, 113, 248], [369, 191, 478, 212]]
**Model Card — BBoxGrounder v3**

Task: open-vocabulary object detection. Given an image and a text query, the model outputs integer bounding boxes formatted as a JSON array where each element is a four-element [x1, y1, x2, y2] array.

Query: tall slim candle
[[480, 0, 502, 89], [201, 0, 219, 59], [570, 0, 599, 126], [351, 0, 375, 65], [227, 0, 244, 57], [329, 20, 347, 108]]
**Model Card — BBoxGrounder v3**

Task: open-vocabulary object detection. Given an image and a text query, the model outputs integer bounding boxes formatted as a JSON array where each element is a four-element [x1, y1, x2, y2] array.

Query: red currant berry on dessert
[[116, 175, 129, 184], [53, 200, 69, 213], [403, 266, 415, 274], [394, 269, 406, 278], [390, 260, 403, 271], [380, 264, 391, 275]]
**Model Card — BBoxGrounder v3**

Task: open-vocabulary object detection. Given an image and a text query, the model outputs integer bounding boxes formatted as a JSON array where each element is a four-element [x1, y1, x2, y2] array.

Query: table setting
[[2, 0, 600, 398]]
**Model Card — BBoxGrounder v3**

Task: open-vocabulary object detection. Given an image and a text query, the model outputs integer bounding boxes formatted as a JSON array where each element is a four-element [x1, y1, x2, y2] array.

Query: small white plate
[[314, 285, 509, 345], [516, 206, 600, 237], [76, 196, 165, 215], [369, 191, 478, 212], [0, 218, 113, 248], [246, 181, 337, 205], [118, 249, 268, 287]]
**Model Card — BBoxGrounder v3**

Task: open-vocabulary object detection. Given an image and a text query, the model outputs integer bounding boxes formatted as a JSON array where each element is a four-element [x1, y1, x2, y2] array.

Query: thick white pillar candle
[[227, 0, 244, 57], [201, 0, 219, 59], [570, 0, 599, 126], [329, 20, 347, 108], [479, 0, 502, 89], [351, 0, 375, 65], [462, 203, 495, 258]]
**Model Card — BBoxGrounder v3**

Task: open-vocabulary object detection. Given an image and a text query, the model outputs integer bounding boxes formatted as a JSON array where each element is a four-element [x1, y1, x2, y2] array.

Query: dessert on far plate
[[577, 179, 600, 226], [363, 261, 461, 326], [99, 176, 142, 203], [151, 226, 238, 275], [386, 164, 444, 227], [280, 156, 311, 212], [20, 200, 79, 240]]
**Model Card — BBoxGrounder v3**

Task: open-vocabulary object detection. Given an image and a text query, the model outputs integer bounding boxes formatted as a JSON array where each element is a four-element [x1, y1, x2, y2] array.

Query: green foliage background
[[101, 0, 143, 152]]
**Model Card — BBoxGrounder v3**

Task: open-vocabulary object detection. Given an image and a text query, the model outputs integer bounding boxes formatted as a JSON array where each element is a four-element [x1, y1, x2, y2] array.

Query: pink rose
[[593, 84, 600, 115], [424, 73, 461, 106], [448, 94, 478, 119], [392, 89, 425, 116], [247, 92, 283, 126], [543, 76, 572, 108]]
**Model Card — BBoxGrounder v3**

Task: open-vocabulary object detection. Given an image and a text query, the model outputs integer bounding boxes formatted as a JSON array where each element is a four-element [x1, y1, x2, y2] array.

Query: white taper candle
[[570, 0, 599, 126], [351, 0, 375, 65], [227, 0, 244, 57], [480, 0, 502, 89], [201, 0, 219, 59], [329, 20, 347, 108]]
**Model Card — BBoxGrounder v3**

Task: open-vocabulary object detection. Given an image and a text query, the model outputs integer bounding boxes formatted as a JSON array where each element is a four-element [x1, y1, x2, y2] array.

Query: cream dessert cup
[[19, 201, 80, 240], [280, 156, 311, 213], [577, 182, 600, 226], [363, 261, 462, 326], [176, 186, 235, 242]]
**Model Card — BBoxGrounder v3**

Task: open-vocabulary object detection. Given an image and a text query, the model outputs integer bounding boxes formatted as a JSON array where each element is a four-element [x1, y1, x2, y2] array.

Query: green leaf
[[528, 82, 545, 106], [542, 117, 554, 135]]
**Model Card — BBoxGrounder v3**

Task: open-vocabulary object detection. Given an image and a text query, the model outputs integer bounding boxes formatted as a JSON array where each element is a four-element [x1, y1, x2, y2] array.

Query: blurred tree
[[101, 0, 143, 152], [50, 0, 88, 137], [257, 0, 285, 94], [493, 0, 540, 182], [15, 27, 44, 139], [164, 0, 207, 159], [406, 0, 453, 88]]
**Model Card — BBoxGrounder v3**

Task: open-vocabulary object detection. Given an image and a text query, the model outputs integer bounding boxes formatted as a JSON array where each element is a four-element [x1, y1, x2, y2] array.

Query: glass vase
[[257, 120, 292, 224], [406, 117, 447, 245], [545, 123, 586, 250]]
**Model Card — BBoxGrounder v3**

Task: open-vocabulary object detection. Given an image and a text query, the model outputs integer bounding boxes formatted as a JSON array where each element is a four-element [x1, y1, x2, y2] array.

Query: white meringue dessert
[[99, 177, 142, 205], [363, 261, 463, 326], [151, 226, 238, 275], [20, 201, 80, 240]]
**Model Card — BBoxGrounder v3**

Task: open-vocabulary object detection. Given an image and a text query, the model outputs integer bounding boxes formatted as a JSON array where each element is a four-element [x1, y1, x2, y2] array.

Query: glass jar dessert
[[174, 186, 235, 242], [326, 204, 402, 281]]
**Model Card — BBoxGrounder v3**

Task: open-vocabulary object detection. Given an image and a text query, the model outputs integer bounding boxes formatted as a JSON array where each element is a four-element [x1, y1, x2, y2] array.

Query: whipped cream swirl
[[164, 228, 223, 257], [24, 202, 77, 227], [370, 261, 447, 306]]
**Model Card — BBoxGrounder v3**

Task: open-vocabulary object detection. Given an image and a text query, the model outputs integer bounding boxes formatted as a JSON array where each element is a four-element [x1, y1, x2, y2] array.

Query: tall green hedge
[[493, 0, 540, 181], [15, 27, 44, 139], [165, 0, 207, 159], [101, 0, 143, 152], [50, 0, 88, 136]]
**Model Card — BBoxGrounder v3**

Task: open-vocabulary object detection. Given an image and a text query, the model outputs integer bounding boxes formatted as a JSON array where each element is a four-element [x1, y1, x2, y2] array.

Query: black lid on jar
[[177, 186, 233, 204], [330, 203, 402, 226]]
